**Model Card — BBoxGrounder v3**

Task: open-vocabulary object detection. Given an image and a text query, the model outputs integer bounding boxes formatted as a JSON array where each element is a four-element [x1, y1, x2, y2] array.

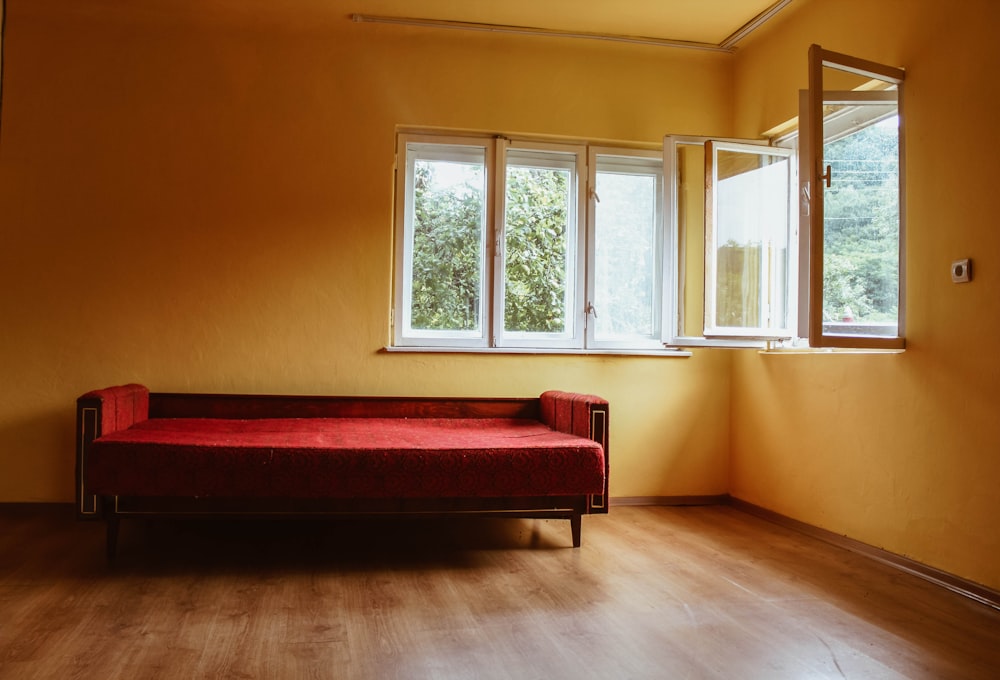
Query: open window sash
[[664, 136, 795, 347], [704, 141, 795, 339], [805, 45, 906, 349]]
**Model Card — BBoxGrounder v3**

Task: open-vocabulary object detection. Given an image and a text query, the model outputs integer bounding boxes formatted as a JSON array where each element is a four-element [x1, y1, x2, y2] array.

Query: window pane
[[503, 158, 573, 335], [408, 152, 486, 333], [706, 143, 792, 337], [594, 164, 660, 340], [822, 110, 899, 337]]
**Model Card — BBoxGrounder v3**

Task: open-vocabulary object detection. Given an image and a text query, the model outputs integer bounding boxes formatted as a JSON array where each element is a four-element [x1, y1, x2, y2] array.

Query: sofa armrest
[[540, 391, 610, 513], [76, 384, 149, 518]]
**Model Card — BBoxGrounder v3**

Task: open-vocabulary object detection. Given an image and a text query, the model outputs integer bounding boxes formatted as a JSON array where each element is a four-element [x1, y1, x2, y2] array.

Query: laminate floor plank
[[1, 504, 998, 679]]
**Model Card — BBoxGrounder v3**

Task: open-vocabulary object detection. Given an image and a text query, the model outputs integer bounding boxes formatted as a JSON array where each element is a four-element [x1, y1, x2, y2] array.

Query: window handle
[[821, 164, 833, 188], [586, 302, 598, 318]]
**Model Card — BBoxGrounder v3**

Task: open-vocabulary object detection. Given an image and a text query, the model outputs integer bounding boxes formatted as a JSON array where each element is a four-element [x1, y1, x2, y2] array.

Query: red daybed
[[76, 385, 609, 558]]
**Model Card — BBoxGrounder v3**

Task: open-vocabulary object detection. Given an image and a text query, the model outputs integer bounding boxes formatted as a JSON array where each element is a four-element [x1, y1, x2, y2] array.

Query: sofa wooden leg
[[570, 513, 582, 548]]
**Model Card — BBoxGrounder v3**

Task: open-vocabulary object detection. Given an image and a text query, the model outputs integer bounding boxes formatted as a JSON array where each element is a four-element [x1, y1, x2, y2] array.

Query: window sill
[[758, 347, 905, 355], [382, 346, 692, 358]]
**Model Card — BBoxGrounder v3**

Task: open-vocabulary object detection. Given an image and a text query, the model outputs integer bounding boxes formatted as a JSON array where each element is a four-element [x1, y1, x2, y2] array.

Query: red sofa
[[76, 385, 609, 558]]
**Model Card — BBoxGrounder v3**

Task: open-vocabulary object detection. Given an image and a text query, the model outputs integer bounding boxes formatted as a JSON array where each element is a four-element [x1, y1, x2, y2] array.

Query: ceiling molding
[[352, 3, 794, 54], [351, 14, 732, 53], [719, 0, 794, 49]]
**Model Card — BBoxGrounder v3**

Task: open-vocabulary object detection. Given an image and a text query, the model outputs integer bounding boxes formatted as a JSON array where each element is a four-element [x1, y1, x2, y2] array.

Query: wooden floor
[[1, 505, 998, 679]]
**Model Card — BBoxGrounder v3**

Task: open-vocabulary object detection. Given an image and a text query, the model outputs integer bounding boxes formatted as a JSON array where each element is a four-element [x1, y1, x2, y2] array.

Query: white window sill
[[758, 347, 905, 355]]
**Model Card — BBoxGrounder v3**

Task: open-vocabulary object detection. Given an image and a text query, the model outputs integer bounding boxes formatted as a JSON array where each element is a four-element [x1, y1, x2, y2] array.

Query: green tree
[[409, 162, 574, 335], [410, 161, 484, 331], [503, 167, 570, 333], [823, 122, 899, 322]]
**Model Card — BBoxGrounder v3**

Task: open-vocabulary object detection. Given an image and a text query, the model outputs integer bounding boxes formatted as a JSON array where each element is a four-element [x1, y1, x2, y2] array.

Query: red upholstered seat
[[88, 417, 606, 499]]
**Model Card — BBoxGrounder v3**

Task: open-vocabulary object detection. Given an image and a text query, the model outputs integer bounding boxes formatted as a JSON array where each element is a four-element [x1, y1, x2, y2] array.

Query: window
[[588, 149, 665, 349], [663, 46, 905, 349], [393, 133, 664, 351], [394, 138, 491, 347], [394, 46, 905, 353], [804, 45, 906, 349], [705, 141, 794, 339], [498, 143, 586, 348], [665, 136, 796, 347]]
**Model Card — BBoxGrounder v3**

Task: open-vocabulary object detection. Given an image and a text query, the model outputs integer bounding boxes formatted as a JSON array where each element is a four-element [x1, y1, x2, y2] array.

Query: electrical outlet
[[951, 258, 972, 283]]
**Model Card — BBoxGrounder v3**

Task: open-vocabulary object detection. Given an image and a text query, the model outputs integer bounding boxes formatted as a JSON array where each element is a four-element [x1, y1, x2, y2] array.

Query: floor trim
[[608, 495, 1000, 611], [728, 497, 1000, 612]]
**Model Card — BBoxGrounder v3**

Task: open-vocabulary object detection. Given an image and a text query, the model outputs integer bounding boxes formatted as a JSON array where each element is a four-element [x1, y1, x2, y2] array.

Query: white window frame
[[393, 132, 677, 353], [495, 140, 587, 350], [664, 135, 792, 348], [704, 140, 796, 340], [393, 133, 495, 348], [586, 147, 666, 351]]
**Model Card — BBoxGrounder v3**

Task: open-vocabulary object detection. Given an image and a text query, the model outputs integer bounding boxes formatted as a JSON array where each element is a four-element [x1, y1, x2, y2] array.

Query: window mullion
[[584, 148, 599, 349], [490, 137, 509, 348]]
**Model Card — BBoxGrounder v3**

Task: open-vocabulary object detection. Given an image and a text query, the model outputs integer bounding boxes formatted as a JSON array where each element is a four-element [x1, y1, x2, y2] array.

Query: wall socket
[[951, 258, 972, 283]]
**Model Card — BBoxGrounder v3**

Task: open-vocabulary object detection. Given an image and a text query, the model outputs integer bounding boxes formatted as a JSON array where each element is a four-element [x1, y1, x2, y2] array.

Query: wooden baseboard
[[728, 497, 1000, 612], [609, 495, 1000, 611]]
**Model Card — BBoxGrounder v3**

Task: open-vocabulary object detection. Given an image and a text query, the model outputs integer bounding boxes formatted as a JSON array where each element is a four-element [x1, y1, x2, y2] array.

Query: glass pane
[[708, 145, 791, 335], [409, 154, 486, 332], [594, 167, 659, 339], [822, 104, 899, 337], [504, 162, 572, 334]]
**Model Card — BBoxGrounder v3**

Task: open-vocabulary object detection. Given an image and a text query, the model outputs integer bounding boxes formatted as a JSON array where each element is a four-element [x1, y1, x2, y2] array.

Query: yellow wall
[[731, 0, 1000, 590], [0, 0, 732, 503]]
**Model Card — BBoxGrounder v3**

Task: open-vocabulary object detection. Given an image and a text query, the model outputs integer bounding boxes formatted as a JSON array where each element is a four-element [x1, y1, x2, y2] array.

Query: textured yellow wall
[[0, 0, 733, 503], [731, 0, 1000, 590]]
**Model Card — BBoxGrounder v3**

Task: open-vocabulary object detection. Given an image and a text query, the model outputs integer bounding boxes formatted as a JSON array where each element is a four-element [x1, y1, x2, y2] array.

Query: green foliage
[[503, 167, 570, 333], [410, 161, 484, 331], [823, 123, 900, 322], [409, 161, 572, 335]]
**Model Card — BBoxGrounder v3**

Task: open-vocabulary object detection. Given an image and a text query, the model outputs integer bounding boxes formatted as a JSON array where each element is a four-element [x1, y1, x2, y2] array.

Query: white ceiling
[[350, 0, 795, 49]]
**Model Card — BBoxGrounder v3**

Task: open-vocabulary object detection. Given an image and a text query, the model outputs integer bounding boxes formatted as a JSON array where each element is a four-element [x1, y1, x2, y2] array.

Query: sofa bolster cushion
[[79, 384, 150, 435], [540, 390, 607, 440]]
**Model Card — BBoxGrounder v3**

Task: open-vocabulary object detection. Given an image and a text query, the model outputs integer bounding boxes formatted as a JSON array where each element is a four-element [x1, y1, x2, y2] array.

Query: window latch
[[821, 163, 833, 188], [586, 302, 598, 318]]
